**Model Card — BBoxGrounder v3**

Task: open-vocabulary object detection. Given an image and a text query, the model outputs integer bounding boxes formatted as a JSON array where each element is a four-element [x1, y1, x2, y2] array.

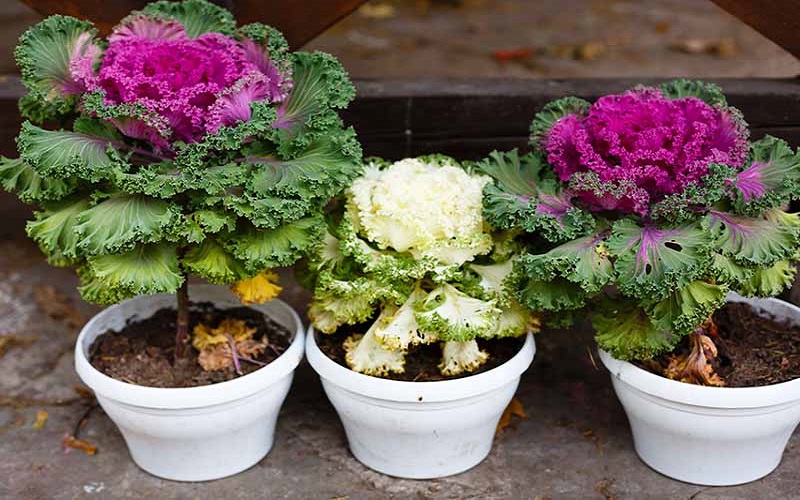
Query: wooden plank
[[19, 0, 368, 49], [711, 0, 800, 60]]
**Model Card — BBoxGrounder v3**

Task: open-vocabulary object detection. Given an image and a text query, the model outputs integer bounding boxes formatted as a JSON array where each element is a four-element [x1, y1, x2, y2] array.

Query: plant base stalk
[[174, 279, 189, 362]]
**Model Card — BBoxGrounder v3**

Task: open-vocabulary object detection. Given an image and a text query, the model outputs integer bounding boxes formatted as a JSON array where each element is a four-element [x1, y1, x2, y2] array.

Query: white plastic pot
[[600, 294, 800, 486], [75, 284, 304, 482], [306, 329, 535, 479]]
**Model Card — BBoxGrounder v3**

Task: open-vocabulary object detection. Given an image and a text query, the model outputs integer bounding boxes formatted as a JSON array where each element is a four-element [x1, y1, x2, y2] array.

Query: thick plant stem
[[174, 279, 189, 362]]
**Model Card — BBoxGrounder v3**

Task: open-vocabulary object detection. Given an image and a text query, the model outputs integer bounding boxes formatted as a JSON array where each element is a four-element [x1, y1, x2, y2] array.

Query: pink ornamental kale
[[544, 88, 748, 215], [88, 16, 291, 147]]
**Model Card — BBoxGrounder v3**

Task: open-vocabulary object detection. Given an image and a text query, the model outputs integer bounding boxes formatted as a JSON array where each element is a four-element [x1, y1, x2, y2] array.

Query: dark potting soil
[[89, 303, 291, 388], [645, 301, 800, 387], [317, 325, 526, 382]]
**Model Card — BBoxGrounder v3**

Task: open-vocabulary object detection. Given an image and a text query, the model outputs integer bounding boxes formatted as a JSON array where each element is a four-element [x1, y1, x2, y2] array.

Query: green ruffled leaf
[[237, 22, 292, 78], [80, 244, 182, 304], [648, 280, 727, 335], [705, 210, 798, 266], [18, 121, 125, 183], [26, 197, 90, 266], [740, 260, 797, 297], [140, 0, 236, 37], [223, 215, 325, 272], [709, 253, 754, 288], [518, 230, 613, 294], [0, 157, 76, 203], [529, 96, 590, 146], [593, 299, 679, 361], [181, 238, 250, 284], [15, 15, 100, 121], [246, 129, 362, 202], [477, 149, 594, 241], [74, 194, 184, 255], [224, 193, 314, 230], [659, 79, 728, 107], [515, 275, 588, 312], [273, 51, 355, 136], [183, 208, 237, 244], [730, 135, 800, 213], [607, 219, 710, 301]]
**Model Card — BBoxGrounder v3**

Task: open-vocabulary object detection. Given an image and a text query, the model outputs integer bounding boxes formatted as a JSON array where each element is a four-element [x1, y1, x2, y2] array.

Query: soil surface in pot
[[642, 301, 800, 387], [318, 326, 526, 382], [89, 303, 291, 388]]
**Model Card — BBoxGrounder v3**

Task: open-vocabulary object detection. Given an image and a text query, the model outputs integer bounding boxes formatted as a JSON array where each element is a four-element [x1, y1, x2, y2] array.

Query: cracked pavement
[[2, 204, 800, 499]]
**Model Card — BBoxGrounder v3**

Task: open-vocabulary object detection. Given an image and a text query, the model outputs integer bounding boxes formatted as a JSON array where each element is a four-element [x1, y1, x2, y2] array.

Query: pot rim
[[74, 284, 305, 410], [599, 294, 800, 409], [305, 326, 535, 403]]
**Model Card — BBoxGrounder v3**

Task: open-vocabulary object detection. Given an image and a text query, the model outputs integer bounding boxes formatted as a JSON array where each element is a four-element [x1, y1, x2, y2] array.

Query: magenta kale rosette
[[478, 80, 800, 365], [542, 86, 749, 215], [0, 0, 361, 306]]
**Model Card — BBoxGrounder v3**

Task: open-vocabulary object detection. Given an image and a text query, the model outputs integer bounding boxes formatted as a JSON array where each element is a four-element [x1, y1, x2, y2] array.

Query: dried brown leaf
[[496, 397, 527, 434], [63, 435, 97, 455], [0, 335, 36, 357]]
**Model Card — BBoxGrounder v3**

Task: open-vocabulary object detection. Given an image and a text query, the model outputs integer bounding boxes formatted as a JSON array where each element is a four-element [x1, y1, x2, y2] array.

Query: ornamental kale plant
[[303, 157, 535, 377], [0, 0, 361, 362], [479, 80, 800, 385]]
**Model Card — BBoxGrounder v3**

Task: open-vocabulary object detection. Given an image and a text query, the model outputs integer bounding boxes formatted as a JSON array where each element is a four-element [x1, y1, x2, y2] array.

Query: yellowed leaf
[[32, 410, 48, 429], [230, 271, 282, 305]]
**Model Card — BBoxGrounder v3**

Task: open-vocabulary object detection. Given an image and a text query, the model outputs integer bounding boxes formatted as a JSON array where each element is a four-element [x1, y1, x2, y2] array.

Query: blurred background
[[5, 0, 796, 79]]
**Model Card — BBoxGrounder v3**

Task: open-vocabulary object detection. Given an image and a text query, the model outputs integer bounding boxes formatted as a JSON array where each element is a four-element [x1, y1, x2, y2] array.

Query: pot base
[[307, 331, 536, 479]]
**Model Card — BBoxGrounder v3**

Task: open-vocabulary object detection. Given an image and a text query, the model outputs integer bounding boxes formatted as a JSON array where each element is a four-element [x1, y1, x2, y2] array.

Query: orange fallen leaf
[[492, 47, 534, 62], [63, 435, 97, 455], [496, 397, 527, 434], [32, 410, 48, 429]]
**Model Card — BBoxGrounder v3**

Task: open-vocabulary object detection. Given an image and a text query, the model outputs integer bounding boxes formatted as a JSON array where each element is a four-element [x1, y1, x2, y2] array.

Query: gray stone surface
[[2, 234, 800, 500]]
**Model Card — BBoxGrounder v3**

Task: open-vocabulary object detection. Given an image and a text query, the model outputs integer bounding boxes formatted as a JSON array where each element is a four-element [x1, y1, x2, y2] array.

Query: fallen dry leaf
[[34, 285, 85, 329], [492, 47, 534, 62], [63, 435, 97, 455], [0, 335, 36, 357], [595, 478, 616, 500], [496, 397, 527, 434], [574, 41, 607, 61], [357, 2, 396, 19], [32, 410, 48, 429], [669, 37, 738, 57]]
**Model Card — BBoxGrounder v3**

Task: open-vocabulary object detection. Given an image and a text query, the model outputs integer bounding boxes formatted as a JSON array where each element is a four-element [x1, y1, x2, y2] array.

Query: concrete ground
[[2, 223, 800, 500]]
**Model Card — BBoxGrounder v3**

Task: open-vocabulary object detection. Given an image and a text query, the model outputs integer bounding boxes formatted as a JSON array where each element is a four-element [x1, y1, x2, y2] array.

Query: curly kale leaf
[[15, 15, 100, 122], [729, 135, 800, 214], [138, 0, 236, 37], [529, 96, 590, 147], [0, 156, 76, 203], [607, 219, 711, 301], [705, 210, 799, 266], [26, 196, 90, 266], [18, 120, 127, 183], [79, 244, 182, 305], [659, 79, 728, 107], [593, 298, 680, 361]]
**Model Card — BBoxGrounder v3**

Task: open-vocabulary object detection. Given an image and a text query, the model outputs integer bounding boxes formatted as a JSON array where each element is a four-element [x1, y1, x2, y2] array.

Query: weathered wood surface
[[19, 0, 368, 49], [711, 0, 800, 60]]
